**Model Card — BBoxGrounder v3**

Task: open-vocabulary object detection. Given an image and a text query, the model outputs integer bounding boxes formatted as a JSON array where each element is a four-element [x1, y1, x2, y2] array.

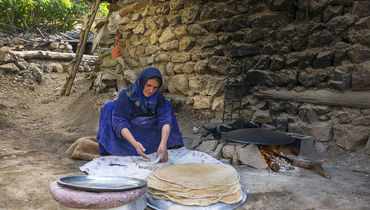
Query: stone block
[[171, 52, 191, 63], [252, 110, 272, 124], [326, 14, 357, 34], [222, 144, 236, 159], [237, 144, 268, 169], [188, 24, 207, 36], [159, 27, 176, 43], [313, 51, 334, 69], [352, 1, 370, 17], [351, 61, 370, 90], [196, 140, 219, 153], [210, 143, 225, 160], [334, 124, 369, 151], [366, 138, 370, 155], [194, 95, 212, 110]]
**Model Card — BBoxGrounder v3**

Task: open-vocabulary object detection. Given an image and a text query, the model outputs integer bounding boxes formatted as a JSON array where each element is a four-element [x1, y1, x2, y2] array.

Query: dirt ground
[[0, 71, 369, 210]]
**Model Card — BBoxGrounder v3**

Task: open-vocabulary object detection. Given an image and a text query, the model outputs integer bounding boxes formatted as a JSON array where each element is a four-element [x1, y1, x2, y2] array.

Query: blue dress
[[97, 67, 184, 156]]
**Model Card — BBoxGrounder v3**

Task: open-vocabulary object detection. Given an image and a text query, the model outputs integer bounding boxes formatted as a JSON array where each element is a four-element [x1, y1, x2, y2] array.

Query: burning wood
[[258, 145, 331, 179]]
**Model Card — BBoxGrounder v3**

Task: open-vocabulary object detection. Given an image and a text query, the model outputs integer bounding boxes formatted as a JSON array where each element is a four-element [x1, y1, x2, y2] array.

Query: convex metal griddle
[[222, 128, 296, 145]]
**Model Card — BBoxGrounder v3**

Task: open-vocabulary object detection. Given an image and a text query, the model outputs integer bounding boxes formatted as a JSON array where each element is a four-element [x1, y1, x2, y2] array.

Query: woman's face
[[143, 78, 160, 97]]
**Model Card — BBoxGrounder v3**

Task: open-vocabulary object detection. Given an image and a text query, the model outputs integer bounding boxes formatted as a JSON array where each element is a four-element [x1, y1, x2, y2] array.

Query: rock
[[155, 53, 171, 62], [146, 45, 160, 55], [255, 55, 271, 70], [310, 121, 333, 142], [366, 138, 370, 155], [232, 144, 244, 165], [182, 62, 194, 74], [309, 30, 333, 47], [192, 127, 199, 134], [252, 110, 272, 124], [181, 7, 199, 24], [159, 27, 176, 43], [352, 1, 370, 17], [224, 43, 260, 58], [0, 47, 12, 62], [190, 137, 202, 149], [348, 44, 370, 64], [245, 70, 274, 86], [168, 74, 189, 95], [222, 144, 236, 159], [193, 95, 212, 110], [360, 109, 370, 115], [323, 5, 343, 22], [351, 61, 370, 90], [171, 52, 191, 63], [270, 55, 286, 71], [352, 116, 370, 126], [0, 63, 20, 74], [160, 40, 178, 51], [210, 143, 225, 160], [328, 67, 351, 91], [198, 34, 218, 47], [220, 158, 232, 164], [334, 124, 369, 151], [326, 14, 357, 34], [167, 15, 181, 26], [298, 104, 319, 124], [123, 70, 136, 84], [237, 144, 268, 169], [179, 37, 195, 51], [196, 140, 219, 153], [208, 56, 229, 74], [354, 17, 370, 30], [313, 51, 334, 69], [348, 29, 370, 47], [188, 24, 208, 36], [298, 68, 330, 87]]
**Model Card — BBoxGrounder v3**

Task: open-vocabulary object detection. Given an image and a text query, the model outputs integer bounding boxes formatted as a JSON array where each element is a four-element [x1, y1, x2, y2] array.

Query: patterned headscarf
[[125, 67, 163, 115]]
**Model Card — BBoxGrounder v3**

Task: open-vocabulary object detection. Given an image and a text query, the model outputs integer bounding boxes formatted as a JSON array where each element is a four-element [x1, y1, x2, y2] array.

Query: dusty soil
[[0, 71, 369, 210]]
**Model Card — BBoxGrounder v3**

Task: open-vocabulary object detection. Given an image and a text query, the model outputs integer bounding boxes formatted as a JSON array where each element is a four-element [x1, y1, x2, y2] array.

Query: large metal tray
[[146, 186, 247, 210], [57, 175, 147, 192]]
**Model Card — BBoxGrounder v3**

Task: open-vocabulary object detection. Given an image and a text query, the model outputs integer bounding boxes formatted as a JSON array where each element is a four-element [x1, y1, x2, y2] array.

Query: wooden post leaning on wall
[[61, 0, 101, 96]]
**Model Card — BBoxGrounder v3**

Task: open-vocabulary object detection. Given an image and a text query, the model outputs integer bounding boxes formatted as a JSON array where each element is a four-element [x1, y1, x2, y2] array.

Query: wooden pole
[[61, 0, 101, 96]]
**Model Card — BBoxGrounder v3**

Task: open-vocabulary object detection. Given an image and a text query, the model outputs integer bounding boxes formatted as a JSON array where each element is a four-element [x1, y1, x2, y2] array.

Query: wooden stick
[[10, 50, 97, 60], [61, 0, 101, 96], [280, 154, 331, 179]]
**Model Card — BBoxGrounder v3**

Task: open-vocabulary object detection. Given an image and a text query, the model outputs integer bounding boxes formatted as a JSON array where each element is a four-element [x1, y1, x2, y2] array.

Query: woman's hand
[[156, 143, 168, 163], [120, 128, 149, 160], [134, 141, 150, 160]]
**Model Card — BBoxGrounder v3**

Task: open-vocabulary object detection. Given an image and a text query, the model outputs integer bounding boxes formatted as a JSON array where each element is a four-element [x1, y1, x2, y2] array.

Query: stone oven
[[92, 0, 370, 155]]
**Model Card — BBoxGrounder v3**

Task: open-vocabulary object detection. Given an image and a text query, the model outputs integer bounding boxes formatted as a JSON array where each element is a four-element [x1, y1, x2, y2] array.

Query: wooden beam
[[10, 50, 97, 61], [254, 90, 370, 109]]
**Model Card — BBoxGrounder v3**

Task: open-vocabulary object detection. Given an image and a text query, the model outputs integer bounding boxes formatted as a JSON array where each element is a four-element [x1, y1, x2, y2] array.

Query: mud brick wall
[[95, 0, 370, 152]]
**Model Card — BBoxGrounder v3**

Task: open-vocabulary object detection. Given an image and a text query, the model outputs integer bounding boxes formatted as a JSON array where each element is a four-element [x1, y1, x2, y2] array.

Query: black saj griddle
[[222, 128, 296, 145]]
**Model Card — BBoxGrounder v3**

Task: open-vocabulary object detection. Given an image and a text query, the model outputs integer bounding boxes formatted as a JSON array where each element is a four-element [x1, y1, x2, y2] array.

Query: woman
[[97, 67, 184, 162]]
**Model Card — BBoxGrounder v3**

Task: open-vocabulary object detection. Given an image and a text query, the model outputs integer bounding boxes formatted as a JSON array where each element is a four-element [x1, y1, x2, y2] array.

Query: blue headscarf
[[125, 67, 163, 115]]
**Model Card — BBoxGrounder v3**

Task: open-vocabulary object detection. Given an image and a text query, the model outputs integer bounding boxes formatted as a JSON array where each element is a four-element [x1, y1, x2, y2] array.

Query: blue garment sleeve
[[156, 96, 173, 130], [112, 91, 132, 139]]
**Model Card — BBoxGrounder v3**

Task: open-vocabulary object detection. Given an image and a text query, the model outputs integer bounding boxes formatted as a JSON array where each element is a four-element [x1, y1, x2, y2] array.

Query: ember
[[258, 145, 331, 179]]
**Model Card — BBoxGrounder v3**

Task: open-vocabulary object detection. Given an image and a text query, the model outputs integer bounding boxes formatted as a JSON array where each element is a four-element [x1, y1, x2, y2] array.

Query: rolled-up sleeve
[[112, 91, 132, 138], [156, 99, 173, 130]]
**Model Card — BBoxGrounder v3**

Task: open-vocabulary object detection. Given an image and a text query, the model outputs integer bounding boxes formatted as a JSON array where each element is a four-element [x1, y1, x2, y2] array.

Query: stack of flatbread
[[146, 163, 243, 206]]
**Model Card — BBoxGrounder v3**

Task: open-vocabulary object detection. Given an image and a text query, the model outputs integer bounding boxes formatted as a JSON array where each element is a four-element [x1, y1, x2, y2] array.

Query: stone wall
[[95, 0, 370, 152]]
